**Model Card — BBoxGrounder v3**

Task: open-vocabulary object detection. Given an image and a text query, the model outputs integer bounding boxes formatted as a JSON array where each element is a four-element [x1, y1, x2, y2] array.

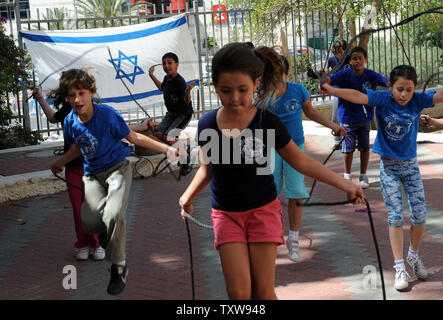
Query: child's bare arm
[[32, 86, 58, 123], [148, 66, 163, 91], [433, 90, 443, 105], [179, 150, 212, 218], [51, 143, 82, 174], [421, 115, 443, 128], [321, 83, 369, 105], [277, 140, 365, 204], [185, 81, 195, 104], [126, 129, 174, 156], [302, 99, 346, 137]]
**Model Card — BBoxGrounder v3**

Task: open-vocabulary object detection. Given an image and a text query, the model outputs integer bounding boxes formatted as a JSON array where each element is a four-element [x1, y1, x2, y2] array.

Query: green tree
[[73, 0, 128, 27], [0, 17, 42, 149], [231, 0, 440, 50], [41, 7, 75, 30]]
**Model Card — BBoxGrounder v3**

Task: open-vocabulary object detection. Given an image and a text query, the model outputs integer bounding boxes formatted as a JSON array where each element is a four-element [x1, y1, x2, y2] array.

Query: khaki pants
[[81, 158, 133, 264]]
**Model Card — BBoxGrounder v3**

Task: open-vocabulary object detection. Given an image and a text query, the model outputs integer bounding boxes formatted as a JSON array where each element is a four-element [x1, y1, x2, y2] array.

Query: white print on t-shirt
[[167, 128, 275, 175], [76, 132, 98, 159], [284, 98, 302, 113], [240, 136, 265, 163], [169, 93, 179, 105], [362, 81, 372, 93], [384, 113, 414, 141]]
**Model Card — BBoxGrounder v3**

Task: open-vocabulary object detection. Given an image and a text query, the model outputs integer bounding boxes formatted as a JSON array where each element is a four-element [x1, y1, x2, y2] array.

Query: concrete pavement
[[0, 121, 442, 301]]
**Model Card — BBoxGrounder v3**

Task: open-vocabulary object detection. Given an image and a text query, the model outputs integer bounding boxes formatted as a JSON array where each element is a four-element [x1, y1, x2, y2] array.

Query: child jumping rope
[[265, 54, 346, 263], [50, 69, 178, 295], [322, 65, 443, 291], [322, 47, 388, 188], [32, 83, 105, 262], [179, 43, 365, 300]]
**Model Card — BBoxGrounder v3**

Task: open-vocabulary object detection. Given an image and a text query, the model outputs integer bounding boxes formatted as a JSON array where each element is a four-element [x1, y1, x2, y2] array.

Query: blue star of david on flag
[[108, 50, 145, 85]]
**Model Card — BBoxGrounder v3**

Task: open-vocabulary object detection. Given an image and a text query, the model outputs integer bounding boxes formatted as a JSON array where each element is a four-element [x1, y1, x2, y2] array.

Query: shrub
[[0, 17, 42, 149]]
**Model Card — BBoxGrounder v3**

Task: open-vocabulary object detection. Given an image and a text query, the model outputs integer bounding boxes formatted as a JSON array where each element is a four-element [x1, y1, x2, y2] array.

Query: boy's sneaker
[[91, 246, 106, 261], [107, 264, 128, 295], [393, 265, 410, 291], [359, 175, 370, 189], [344, 173, 352, 181], [406, 255, 428, 280], [75, 247, 90, 261], [286, 239, 301, 262]]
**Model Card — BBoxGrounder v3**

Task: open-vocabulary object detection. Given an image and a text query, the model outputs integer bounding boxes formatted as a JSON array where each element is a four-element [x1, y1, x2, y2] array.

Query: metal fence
[[3, 0, 442, 138]]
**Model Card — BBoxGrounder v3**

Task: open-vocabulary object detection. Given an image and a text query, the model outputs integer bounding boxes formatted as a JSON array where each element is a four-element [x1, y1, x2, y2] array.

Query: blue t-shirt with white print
[[266, 82, 309, 145], [63, 103, 132, 175], [367, 89, 435, 160], [330, 68, 388, 123]]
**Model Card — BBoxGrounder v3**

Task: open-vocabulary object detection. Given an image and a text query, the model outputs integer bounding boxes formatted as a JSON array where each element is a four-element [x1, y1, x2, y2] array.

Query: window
[[0, 0, 29, 20]]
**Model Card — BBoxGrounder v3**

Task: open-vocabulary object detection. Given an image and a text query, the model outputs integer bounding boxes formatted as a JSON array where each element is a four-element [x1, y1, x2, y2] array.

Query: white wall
[[29, 0, 74, 19]]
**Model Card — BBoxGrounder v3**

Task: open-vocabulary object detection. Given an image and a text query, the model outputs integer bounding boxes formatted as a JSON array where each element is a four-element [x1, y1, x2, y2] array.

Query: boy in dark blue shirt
[[149, 52, 194, 144], [322, 47, 388, 188]]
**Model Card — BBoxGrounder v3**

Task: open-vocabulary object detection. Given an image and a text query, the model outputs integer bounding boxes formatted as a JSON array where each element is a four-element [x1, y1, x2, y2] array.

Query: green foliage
[[73, 0, 128, 27], [41, 7, 74, 30], [367, 36, 442, 89], [0, 18, 42, 149], [0, 124, 42, 149]]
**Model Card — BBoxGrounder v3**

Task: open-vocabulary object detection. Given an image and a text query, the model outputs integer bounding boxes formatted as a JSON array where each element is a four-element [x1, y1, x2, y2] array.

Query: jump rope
[[35, 7, 442, 300]]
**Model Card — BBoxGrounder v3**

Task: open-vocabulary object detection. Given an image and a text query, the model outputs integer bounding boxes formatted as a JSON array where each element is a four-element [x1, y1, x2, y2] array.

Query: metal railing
[[2, 0, 441, 137]]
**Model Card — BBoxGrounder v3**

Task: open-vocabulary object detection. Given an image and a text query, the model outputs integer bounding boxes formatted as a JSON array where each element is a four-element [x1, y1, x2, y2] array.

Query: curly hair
[[47, 68, 97, 108]]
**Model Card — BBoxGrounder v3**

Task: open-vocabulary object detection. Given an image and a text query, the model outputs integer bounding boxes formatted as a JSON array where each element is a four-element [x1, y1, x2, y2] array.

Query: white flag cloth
[[20, 14, 199, 111]]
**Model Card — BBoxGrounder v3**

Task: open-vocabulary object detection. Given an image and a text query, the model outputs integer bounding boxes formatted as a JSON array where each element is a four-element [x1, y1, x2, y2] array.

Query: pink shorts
[[211, 198, 284, 250]]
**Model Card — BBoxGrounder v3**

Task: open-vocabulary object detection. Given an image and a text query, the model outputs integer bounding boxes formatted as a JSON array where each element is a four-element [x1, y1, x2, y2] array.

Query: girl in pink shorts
[[179, 43, 365, 300]]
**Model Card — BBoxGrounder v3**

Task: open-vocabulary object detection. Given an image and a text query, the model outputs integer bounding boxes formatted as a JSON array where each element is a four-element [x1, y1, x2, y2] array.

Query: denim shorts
[[340, 121, 370, 153], [270, 144, 309, 199], [380, 157, 426, 227]]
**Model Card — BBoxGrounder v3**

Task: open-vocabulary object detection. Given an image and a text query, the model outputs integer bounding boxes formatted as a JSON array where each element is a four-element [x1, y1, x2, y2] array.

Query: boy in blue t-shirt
[[149, 52, 194, 144], [51, 69, 177, 296], [322, 47, 388, 189]]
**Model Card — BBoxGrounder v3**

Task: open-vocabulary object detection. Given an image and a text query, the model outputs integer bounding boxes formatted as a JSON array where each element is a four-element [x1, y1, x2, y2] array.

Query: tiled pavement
[[0, 123, 442, 301]]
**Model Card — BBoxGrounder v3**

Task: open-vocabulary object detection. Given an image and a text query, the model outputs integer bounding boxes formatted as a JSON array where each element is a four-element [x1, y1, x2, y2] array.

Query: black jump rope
[[41, 7, 443, 300]]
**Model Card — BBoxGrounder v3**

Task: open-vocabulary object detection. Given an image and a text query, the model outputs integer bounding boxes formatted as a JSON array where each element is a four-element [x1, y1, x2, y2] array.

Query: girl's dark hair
[[331, 40, 342, 55], [48, 68, 97, 107], [280, 55, 290, 75], [211, 42, 285, 106], [339, 39, 348, 50], [162, 52, 179, 63], [389, 65, 417, 86]]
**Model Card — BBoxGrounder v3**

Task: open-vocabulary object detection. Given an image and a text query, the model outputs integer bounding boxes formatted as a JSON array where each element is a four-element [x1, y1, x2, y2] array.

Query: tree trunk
[[348, 2, 357, 48], [279, 27, 295, 82], [358, 0, 380, 50]]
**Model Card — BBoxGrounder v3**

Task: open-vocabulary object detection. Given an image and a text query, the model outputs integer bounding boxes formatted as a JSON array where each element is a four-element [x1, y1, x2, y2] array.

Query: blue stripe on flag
[[20, 16, 186, 43], [100, 79, 199, 103]]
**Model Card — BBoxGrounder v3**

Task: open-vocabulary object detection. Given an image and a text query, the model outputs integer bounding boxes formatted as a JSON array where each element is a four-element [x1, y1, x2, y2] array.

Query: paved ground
[[0, 122, 442, 302]]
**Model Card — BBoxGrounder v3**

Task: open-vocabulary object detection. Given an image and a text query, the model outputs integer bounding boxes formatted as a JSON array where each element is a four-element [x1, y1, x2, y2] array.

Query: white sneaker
[[359, 175, 370, 189], [393, 266, 410, 291], [406, 255, 428, 280], [75, 247, 89, 261], [344, 173, 352, 181], [286, 238, 301, 262], [91, 246, 106, 261]]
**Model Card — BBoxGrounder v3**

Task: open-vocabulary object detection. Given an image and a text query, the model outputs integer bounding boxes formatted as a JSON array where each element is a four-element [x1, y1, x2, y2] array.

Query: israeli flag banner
[[20, 14, 199, 110]]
